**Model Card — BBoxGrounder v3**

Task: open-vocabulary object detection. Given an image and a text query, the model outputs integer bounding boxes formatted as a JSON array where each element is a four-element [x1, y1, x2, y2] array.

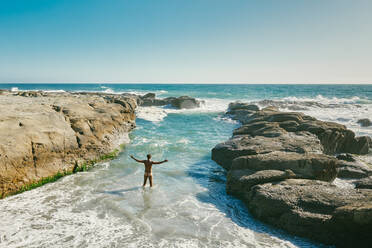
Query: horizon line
[[1, 82, 371, 85]]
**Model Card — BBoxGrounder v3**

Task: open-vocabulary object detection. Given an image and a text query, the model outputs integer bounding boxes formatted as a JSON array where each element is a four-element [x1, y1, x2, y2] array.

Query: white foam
[[10, 87, 19, 92], [136, 106, 168, 122], [332, 178, 356, 189], [43, 89, 66, 93], [177, 138, 190, 144], [103, 88, 115, 94], [213, 116, 239, 124], [158, 90, 168, 95], [280, 94, 368, 104]]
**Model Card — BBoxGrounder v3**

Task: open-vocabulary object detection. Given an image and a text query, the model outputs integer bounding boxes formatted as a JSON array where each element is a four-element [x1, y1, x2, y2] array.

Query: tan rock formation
[[0, 91, 136, 197]]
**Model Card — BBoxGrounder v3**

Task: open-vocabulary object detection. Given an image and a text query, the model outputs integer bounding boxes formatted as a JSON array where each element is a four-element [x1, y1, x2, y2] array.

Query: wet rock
[[246, 179, 372, 247], [169, 96, 201, 109], [355, 177, 372, 189], [138, 93, 169, 106], [137, 93, 202, 109], [226, 102, 259, 123], [336, 158, 372, 179], [336, 153, 356, 162], [357, 118, 372, 127], [228, 102, 259, 112]]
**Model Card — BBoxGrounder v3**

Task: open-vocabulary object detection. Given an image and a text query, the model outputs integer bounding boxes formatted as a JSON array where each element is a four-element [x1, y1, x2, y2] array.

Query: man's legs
[[149, 176, 153, 187], [143, 175, 148, 187]]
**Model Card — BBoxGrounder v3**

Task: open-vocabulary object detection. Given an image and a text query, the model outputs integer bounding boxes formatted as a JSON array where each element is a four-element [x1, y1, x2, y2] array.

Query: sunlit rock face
[[0, 91, 137, 197]]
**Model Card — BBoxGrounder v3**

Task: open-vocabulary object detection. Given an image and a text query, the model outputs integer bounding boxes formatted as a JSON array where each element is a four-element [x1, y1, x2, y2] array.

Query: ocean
[[0, 84, 371, 247]]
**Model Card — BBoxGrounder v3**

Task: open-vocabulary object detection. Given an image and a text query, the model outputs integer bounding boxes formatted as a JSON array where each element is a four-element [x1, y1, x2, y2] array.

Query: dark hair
[[147, 154, 151, 159]]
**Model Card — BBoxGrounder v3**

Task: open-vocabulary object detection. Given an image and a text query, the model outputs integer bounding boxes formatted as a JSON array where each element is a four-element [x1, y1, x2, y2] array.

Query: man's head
[[147, 154, 151, 160]]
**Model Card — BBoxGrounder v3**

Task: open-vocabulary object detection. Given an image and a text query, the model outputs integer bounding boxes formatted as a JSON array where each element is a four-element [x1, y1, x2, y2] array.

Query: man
[[130, 154, 168, 187]]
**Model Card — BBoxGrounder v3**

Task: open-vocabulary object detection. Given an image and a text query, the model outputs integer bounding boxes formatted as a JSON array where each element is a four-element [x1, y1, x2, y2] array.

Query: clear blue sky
[[0, 0, 371, 83]]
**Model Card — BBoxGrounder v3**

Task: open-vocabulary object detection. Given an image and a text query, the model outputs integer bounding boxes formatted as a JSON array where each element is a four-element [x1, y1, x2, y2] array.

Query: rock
[[211, 101, 372, 246], [137, 93, 202, 109], [212, 131, 323, 170], [213, 108, 370, 170], [228, 102, 259, 112], [355, 177, 372, 189], [246, 179, 372, 247], [142, 93, 155, 99], [226, 169, 295, 195], [0, 92, 137, 197], [225, 102, 259, 123], [138, 93, 169, 107], [336, 158, 372, 179], [169, 96, 201, 109], [357, 118, 372, 127], [232, 152, 337, 182], [336, 153, 356, 162]]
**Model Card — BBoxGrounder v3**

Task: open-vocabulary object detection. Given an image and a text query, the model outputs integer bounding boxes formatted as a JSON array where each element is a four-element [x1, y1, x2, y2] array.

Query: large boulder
[[137, 93, 202, 109], [226, 169, 295, 195], [169, 96, 201, 109], [336, 158, 372, 179], [212, 131, 323, 170], [231, 152, 337, 182], [246, 179, 372, 247], [138, 93, 169, 106], [225, 102, 259, 123]]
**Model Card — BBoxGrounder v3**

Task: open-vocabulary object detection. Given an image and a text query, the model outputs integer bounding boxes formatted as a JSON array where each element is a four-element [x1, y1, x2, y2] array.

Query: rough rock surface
[[231, 152, 337, 182], [211, 101, 372, 246], [357, 118, 372, 127], [136, 93, 202, 109], [0, 91, 136, 197], [355, 177, 372, 189], [336, 156, 372, 179], [247, 179, 372, 247]]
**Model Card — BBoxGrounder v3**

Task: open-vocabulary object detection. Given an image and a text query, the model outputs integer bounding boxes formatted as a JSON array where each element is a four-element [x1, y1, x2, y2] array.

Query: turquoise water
[[1, 84, 371, 247]]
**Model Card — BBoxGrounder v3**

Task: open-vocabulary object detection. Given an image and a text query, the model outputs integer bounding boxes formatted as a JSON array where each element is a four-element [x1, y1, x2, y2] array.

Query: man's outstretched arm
[[130, 155, 145, 163], [152, 159, 168, 165]]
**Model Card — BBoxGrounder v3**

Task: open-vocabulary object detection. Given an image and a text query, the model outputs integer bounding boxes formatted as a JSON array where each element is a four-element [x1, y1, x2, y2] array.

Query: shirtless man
[[130, 154, 168, 187]]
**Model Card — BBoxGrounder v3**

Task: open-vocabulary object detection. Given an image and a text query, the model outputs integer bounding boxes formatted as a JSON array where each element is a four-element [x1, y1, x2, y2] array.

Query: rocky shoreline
[[212, 102, 372, 247], [0, 90, 201, 198], [0, 90, 138, 197]]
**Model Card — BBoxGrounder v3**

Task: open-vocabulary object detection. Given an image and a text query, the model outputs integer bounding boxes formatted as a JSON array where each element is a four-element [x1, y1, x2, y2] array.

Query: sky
[[0, 0, 371, 84]]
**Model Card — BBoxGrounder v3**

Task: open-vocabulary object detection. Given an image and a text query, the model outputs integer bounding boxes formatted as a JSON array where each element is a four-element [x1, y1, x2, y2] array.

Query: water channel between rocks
[[0, 110, 325, 248]]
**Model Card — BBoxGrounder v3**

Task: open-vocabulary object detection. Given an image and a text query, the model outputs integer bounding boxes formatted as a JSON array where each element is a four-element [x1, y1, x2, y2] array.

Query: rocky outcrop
[[212, 102, 372, 246], [136, 93, 202, 109], [0, 91, 137, 197], [357, 118, 372, 127], [336, 154, 372, 179], [355, 177, 372, 189], [247, 179, 372, 247]]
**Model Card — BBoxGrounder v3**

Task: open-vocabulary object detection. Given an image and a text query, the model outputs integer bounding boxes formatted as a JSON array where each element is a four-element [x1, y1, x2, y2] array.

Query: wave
[[279, 94, 371, 105], [42, 89, 66, 93], [248, 95, 372, 137], [103, 88, 115, 94], [136, 98, 231, 123]]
